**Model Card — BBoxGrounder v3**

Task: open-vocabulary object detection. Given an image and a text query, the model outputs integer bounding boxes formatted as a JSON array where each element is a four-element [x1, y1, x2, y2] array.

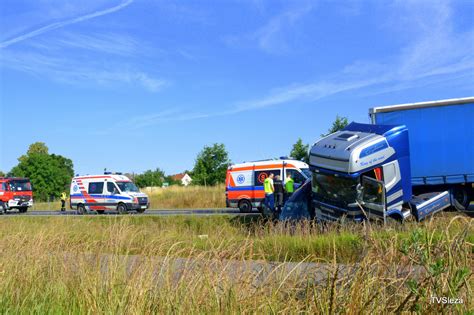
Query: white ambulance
[[70, 173, 149, 214], [225, 158, 311, 212]]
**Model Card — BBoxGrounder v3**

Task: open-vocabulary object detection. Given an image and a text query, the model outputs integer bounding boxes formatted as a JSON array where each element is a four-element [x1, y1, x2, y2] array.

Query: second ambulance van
[[226, 158, 310, 212]]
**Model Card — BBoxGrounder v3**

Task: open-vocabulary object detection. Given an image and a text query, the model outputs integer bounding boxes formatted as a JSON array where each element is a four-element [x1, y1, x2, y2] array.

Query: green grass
[[0, 212, 471, 313]]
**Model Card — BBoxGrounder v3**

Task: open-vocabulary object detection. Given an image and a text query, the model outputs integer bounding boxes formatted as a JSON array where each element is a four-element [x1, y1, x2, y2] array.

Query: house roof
[[171, 173, 190, 181]]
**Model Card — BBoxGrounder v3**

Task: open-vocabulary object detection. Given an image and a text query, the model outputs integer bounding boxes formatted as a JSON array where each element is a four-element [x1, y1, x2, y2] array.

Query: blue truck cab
[[309, 97, 474, 222]]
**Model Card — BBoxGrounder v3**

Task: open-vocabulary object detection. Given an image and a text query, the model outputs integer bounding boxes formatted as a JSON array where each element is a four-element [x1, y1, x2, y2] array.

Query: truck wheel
[[453, 187, 470, 211], [0, 202, 4, 214], [96, 210, 105, 214], [18, 207, 28, 213], [238, 199, 252, 213], [77, 204, 86, 215], [117, 203, 128, 214]]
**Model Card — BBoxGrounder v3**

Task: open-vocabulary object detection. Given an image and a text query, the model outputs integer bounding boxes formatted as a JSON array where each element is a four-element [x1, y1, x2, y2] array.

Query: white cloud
[[0, 0, 134, 49]]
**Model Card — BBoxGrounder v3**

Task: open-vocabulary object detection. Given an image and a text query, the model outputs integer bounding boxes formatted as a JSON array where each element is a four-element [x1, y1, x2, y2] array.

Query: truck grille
[[138, 197, 148, 205], [13, 195, 31, 202]]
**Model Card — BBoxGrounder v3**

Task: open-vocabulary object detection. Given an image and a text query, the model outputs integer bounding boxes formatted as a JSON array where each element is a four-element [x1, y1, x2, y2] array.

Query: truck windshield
[[301, 168, 311, 178], [10, 180, 32, 192], [116, 181, 139, 193], [312, 173, 358, 206]]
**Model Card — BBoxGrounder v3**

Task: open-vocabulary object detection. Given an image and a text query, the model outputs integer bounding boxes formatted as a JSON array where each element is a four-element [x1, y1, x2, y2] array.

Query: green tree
[[0, 171, 5, 177], [9, 143, 74, 201], [290, 138, 309, 163], [321, 115, 349, 137], [192, 143, 230, 186], [134, 168, 166, 188]]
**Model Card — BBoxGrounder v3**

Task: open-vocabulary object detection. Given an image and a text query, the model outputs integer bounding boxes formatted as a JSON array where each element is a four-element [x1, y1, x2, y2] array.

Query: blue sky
[[1, 0, 473, 176]]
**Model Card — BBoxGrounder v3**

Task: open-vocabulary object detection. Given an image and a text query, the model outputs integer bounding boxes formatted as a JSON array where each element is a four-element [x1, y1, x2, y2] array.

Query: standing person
[[285, 174, 295, 203], [60, 191, 67, 212], [263, 173, 275, 213], [273, 175, 284, 215]]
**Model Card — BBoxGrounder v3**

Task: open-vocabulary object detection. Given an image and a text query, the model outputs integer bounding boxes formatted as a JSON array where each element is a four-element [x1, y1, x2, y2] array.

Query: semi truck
[[308, 97, 474, 222]]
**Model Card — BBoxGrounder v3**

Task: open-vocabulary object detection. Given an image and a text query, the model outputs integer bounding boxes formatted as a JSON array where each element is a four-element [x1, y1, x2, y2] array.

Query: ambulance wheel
[[77, 204, 86, 215], [453, 186, 470, 211], [117, 203, 128, 214], [238, 199, 252, 213], [18, 207, 28, 213]]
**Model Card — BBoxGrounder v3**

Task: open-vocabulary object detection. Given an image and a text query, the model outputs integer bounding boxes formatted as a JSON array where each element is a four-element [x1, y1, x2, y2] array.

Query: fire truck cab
[[0, 177, 34, 213]]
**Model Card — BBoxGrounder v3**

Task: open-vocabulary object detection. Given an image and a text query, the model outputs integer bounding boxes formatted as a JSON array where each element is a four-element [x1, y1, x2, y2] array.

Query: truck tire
[[77, 204, 86, 215], [18, 207, 28, 213], [117, 203, 128, 214], [238, 199, 252, 213], [96, 210, 105, 214], [453, 186, 470, 211]]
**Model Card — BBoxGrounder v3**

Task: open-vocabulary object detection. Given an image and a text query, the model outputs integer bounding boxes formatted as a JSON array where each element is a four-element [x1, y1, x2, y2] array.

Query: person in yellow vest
[[285, 174, 295, 203], [263, 173, 275, 212], [60, 191, 67, 212]]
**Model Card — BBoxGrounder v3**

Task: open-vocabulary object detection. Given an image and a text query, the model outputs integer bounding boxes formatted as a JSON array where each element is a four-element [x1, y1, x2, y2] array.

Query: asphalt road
[[0, 208, 261, 217]]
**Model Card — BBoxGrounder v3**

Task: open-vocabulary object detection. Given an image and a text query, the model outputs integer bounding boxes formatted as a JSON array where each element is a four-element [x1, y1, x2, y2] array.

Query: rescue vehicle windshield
[[10, 180, 32, 192], [312, 173, 357, 206], [116, 181, 139, 193]]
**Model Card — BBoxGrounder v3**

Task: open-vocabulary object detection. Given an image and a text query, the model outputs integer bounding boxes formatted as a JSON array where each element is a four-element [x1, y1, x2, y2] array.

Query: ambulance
[[226, 158, 311, 212], [70, 173, 149, 214]]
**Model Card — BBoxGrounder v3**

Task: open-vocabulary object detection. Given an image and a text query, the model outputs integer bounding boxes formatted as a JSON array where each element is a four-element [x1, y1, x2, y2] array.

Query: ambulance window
[[254, 170, 281, 186], [107, 182, 119, 194], [88, 182, 104, 194], [286, 169, 306, 184]]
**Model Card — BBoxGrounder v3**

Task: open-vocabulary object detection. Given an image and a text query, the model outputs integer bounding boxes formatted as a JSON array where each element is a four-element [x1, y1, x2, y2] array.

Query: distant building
[[171, 173, 192, 186]]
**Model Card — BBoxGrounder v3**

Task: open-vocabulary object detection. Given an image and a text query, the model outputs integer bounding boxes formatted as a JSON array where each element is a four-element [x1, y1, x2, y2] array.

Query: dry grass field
[[0, 212, 471, 313], [31, 184, 225, 211]]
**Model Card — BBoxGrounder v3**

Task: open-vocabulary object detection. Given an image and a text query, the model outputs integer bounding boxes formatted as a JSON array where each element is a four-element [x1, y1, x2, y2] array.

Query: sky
[[0, 0, 473, 176]]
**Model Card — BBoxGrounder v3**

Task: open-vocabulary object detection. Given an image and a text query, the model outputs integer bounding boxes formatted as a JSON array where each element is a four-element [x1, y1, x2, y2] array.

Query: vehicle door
[[87, 181, 105, 210], [285, 168, 307, 190], [105, 181, 120, 210], [358, 176, 386, 221]]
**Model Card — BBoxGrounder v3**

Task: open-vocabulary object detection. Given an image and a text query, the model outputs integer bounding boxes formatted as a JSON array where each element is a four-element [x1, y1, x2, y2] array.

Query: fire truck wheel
[[96, 210, 105, 214], [117, 203, 128, 214], [18, 207, 28, 213], [238, 199, 252, 213], [77, 204, 86, 215]]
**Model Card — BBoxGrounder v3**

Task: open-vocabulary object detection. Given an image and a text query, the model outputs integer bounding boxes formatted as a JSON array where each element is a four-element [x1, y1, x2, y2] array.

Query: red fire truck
[[0, 177, 34, 213]]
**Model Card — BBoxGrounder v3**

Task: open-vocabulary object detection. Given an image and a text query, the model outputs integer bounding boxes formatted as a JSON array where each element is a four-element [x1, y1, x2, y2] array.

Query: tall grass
[[0, 213, 471, 313], [30, 184, 226, 210]]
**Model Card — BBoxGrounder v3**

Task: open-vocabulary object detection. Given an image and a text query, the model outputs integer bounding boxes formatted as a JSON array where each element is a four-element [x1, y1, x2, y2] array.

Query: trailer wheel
[[117, 203, 128, 214], [238, 199, 252, 213], [77, 204, 86, 215], [453, 186, 470, 211]]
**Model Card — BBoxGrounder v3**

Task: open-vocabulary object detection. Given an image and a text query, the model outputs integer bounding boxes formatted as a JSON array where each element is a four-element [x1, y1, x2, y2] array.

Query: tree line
[[0, 116, 348, 201]]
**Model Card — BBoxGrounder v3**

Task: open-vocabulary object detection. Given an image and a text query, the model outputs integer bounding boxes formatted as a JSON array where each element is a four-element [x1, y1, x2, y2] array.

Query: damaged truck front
[[308, 97, 474, 223]]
